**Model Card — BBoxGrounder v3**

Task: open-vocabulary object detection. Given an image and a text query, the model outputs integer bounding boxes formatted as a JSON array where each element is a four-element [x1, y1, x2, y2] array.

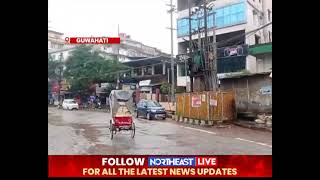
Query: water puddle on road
[[48, 115, 65, 126], [70, 123, 102, 143], [69, 122, 137, 154]]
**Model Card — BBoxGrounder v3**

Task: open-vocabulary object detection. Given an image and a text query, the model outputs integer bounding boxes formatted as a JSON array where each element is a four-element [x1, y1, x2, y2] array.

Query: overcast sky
[[48, 0, 177, 55]]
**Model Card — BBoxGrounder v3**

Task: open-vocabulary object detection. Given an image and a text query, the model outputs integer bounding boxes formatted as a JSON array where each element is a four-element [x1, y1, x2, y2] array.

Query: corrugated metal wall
[[176, 91, 236, 121]]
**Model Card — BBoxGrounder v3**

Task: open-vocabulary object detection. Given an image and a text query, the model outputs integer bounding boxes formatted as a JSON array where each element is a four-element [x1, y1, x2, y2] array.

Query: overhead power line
[[183, 21, 272, 48], [216, 22, 272, 47]]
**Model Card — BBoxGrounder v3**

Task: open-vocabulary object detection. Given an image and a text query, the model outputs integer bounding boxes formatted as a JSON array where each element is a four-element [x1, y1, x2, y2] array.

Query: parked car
[[62, 99, 79, 110], [136, 99, 166, 120]]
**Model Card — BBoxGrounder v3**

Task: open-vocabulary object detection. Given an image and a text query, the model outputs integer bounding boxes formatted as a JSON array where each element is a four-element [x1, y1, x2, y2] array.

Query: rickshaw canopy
[[109, 90, 135, 118]]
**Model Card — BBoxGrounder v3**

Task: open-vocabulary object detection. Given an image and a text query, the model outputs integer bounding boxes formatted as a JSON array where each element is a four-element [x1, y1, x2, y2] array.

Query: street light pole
[[212, 8, 218, 91], [169, 0, 175, 104], [203, 0, 212, 91], [206, 0, 218, 91], [188, 0, 193, 92]]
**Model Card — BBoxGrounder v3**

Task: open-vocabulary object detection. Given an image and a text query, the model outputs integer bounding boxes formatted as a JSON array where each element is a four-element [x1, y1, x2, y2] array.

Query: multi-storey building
[[176, 0, 272, 89], [99, 33, 169, 62], [48, 29, 65, 50]]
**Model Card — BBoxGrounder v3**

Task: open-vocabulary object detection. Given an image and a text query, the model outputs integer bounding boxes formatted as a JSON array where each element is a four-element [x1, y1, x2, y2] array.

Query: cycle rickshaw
[[109, 90, 135, 139]]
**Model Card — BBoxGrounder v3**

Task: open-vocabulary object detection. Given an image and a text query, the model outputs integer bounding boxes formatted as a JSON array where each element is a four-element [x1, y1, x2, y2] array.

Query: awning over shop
[[122, 56, 172, 67], [249, 43, 272, 55]]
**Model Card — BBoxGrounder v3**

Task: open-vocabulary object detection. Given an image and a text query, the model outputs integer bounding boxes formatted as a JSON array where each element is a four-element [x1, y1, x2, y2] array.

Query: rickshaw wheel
[[109, 120, 114, 140], [131, 122, 135, 138]]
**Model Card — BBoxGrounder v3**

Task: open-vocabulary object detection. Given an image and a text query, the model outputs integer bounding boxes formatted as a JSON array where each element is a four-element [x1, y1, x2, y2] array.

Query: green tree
[[48, 54, 63, 80], [64, 45, 128, 92], [160, 83, 170, 94], [48, 54, 64, 96]]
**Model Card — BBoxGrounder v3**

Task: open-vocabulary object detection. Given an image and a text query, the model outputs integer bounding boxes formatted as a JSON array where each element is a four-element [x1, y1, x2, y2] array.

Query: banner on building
[[210, 98, 217, 106], [217, 44, 249, 58], [260, 86, 272, 95], [201, 94, 206, 102], [191, 95, 201, 107]]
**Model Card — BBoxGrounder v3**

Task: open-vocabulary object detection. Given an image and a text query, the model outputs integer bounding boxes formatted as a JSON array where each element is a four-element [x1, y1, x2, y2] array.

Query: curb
[[171, 116, 227, 127], [79, 109, 109, 113], [51, 106, 109, 113], [170, 115, 272, 131], [233, 121, 272, 132]]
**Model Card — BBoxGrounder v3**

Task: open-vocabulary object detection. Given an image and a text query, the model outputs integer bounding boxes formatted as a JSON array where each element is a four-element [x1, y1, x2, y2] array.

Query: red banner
[[65, 37, 120, 44], [48, 155, 272, 177]]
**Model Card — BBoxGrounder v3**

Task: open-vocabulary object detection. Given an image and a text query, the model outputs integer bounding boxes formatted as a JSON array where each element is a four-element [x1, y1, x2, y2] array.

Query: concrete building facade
[[48, 31, 169, 63], [98, 33, 169, 62], [48, 30, 65, 50], [176, 0, 272, 88]]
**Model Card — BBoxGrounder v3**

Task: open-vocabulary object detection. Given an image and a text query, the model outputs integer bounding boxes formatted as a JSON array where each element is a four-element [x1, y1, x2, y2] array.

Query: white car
[[62, 99, 79, 110]]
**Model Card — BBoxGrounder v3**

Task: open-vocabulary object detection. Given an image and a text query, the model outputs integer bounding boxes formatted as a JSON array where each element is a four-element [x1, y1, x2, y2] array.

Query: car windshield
[[147, 101, 161, 107]]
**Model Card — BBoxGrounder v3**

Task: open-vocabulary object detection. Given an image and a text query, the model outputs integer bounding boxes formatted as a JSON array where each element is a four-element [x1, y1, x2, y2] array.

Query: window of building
[[253, 10, 258, 25], [144, 66, 153, 75], [177, 2, 246, 37], [269, 31, 272, 42], [268, 9, 271, 22], [207, 13, 214, 28], [223, 6, 231, 25], [217, 56, 246, 73], [179, 64, 187, 76], [177, 18, 189, 37], [259, 0, 261, 3], [215, 8, 224, 27], [252, 10, 255, 24], [154, 64, 163, 74], [133, 68, 142, 76], [255, 34, 261, 44]]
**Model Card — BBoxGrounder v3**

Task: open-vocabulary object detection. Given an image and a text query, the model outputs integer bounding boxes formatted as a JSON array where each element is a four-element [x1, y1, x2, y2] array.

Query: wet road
[[48, 107, 272, 155]]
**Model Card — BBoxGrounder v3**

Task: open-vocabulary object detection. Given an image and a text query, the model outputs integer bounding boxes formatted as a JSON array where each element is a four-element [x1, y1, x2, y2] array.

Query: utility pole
[[201, 0, 217, 91], [197, 19, 201, 52], [203, 0, 210, 91], [262, 0, 268, 43], [167, 0, 175, 104], [188, 0, 193, 92], [212, 6, 218, 91], [204, 0, 218, 91]]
